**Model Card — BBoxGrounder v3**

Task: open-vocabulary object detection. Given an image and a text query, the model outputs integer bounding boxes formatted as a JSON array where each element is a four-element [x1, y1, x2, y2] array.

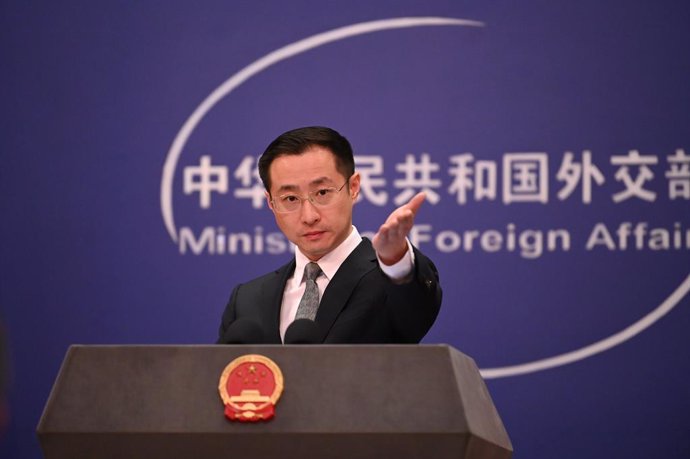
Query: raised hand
[[372, 192, 426, 265]]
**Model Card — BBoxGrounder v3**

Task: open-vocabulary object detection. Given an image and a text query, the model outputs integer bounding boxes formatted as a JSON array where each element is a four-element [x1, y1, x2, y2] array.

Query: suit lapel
[[263, 259, 295, 343], [314, 239, 377, 341]]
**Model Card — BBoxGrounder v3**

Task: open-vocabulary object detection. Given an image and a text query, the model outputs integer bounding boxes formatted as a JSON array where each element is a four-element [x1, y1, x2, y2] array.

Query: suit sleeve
[[383, 245, 442, 343]]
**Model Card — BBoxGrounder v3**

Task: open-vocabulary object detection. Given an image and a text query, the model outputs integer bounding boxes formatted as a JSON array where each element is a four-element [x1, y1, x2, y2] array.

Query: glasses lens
[[311, 188, 336, 206], [275, 195, 300, 212]]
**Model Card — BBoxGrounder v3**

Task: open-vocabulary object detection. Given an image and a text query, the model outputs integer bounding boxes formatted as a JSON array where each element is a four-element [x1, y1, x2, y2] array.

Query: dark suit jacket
[[217, 238, 442, 344]]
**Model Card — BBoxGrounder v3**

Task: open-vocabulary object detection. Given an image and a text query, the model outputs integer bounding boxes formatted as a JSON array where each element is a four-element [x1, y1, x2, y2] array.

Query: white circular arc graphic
[[160, 16, 689, 379], [479, 274, 690, 379], [161, 16, 484, 243]]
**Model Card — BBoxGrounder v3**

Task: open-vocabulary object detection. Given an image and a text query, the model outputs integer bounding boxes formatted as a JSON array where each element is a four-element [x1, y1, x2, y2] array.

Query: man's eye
[[315, 188, 332, 197], [281, 195, 299, 202]]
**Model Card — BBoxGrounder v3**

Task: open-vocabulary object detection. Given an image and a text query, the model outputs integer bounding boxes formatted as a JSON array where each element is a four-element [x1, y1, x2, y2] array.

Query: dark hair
[[258, 126, 355, 192]]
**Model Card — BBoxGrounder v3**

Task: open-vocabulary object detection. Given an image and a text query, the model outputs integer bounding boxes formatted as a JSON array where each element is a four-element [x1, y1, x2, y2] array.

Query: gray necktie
[[295, 262, 322, 321]]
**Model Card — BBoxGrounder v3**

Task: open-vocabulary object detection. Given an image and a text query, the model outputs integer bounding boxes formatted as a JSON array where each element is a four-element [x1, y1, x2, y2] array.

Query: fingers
[[387, 210, 414, 236], [404, 191, 426, 217], [379, 192, 425, 236], [374, 209, 412, 248]]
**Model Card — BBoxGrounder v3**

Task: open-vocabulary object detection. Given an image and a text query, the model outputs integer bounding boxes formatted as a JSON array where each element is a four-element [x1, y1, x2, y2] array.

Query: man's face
[[266, 146, 360, 261]]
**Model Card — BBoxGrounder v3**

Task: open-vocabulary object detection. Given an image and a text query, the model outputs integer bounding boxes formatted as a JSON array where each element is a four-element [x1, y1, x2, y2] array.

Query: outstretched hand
[[372, 192, 426, 265]]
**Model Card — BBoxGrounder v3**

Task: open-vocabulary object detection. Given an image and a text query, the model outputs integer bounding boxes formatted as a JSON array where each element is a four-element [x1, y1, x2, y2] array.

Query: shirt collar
[[293, 226, 362, 285]]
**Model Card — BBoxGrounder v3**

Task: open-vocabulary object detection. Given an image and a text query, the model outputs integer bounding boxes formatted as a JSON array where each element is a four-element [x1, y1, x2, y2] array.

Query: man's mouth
[[303, 231, 325, 240]]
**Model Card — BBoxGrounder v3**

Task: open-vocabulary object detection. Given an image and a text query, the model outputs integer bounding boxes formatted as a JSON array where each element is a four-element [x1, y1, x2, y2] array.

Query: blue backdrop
[[2, 1, 689, 458]]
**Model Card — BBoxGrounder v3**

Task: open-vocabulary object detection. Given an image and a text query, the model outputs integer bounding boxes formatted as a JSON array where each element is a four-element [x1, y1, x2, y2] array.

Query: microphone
[[220, 318, 266, 344], [284, 319, 322, 344]]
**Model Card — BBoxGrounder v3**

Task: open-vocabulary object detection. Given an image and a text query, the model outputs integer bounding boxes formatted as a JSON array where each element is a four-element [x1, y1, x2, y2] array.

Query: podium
[[37, 345, 512, 458]]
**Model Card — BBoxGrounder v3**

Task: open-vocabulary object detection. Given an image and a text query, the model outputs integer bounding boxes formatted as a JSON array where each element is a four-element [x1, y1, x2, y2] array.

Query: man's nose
[[300, 199, 321, 224]]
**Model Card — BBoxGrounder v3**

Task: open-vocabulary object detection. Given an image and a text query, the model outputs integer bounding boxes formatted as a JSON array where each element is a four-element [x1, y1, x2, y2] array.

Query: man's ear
[[349, 172, 361, 200], [265, 191, 275, 212]]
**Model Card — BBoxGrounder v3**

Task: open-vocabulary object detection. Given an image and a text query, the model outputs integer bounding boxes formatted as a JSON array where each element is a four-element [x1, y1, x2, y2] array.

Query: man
[[217, 126, 442, 344]]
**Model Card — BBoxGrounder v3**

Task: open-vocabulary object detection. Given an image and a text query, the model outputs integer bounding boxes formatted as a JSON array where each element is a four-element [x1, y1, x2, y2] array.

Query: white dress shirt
[[279, 226, 415, 341]]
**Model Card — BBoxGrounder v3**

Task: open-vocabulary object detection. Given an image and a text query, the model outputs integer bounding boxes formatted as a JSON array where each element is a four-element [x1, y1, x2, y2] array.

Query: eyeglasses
[[270, 179, 349, 213]]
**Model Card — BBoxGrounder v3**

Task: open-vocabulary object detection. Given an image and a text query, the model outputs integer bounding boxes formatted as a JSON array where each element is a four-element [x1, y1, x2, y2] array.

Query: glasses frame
[[270, 178, 350, 213]]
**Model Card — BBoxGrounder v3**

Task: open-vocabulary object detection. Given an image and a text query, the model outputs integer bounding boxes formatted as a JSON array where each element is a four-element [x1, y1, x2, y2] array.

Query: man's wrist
[[377, 239, 415, 281]]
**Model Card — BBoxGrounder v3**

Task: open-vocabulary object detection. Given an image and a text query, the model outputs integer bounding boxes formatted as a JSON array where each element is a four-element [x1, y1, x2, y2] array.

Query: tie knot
[[304, 262, 322, 281]]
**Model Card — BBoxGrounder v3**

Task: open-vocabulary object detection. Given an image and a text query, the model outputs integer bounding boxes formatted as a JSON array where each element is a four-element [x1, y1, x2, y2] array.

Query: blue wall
[[2, 1, 689, 457]]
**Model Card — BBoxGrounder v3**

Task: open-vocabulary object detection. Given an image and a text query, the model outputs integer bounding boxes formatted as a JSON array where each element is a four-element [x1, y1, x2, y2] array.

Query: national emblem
[[218, 354, 284, 422]]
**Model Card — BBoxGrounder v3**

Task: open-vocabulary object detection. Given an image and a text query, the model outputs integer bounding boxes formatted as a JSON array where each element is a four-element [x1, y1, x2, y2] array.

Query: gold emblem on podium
[[218, 354, 284, 422]]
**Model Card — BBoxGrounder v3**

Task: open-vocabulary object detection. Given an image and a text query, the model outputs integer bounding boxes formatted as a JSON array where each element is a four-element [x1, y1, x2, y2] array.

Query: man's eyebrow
[[309, 176, 334, 187], [274, 177, 334, 193], [275, 184, 298, 193]]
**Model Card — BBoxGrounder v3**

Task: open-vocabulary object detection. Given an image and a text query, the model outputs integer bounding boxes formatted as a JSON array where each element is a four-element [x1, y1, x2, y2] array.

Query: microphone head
[[220, 318, 265, 344], [284, 319, 322, 344]]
